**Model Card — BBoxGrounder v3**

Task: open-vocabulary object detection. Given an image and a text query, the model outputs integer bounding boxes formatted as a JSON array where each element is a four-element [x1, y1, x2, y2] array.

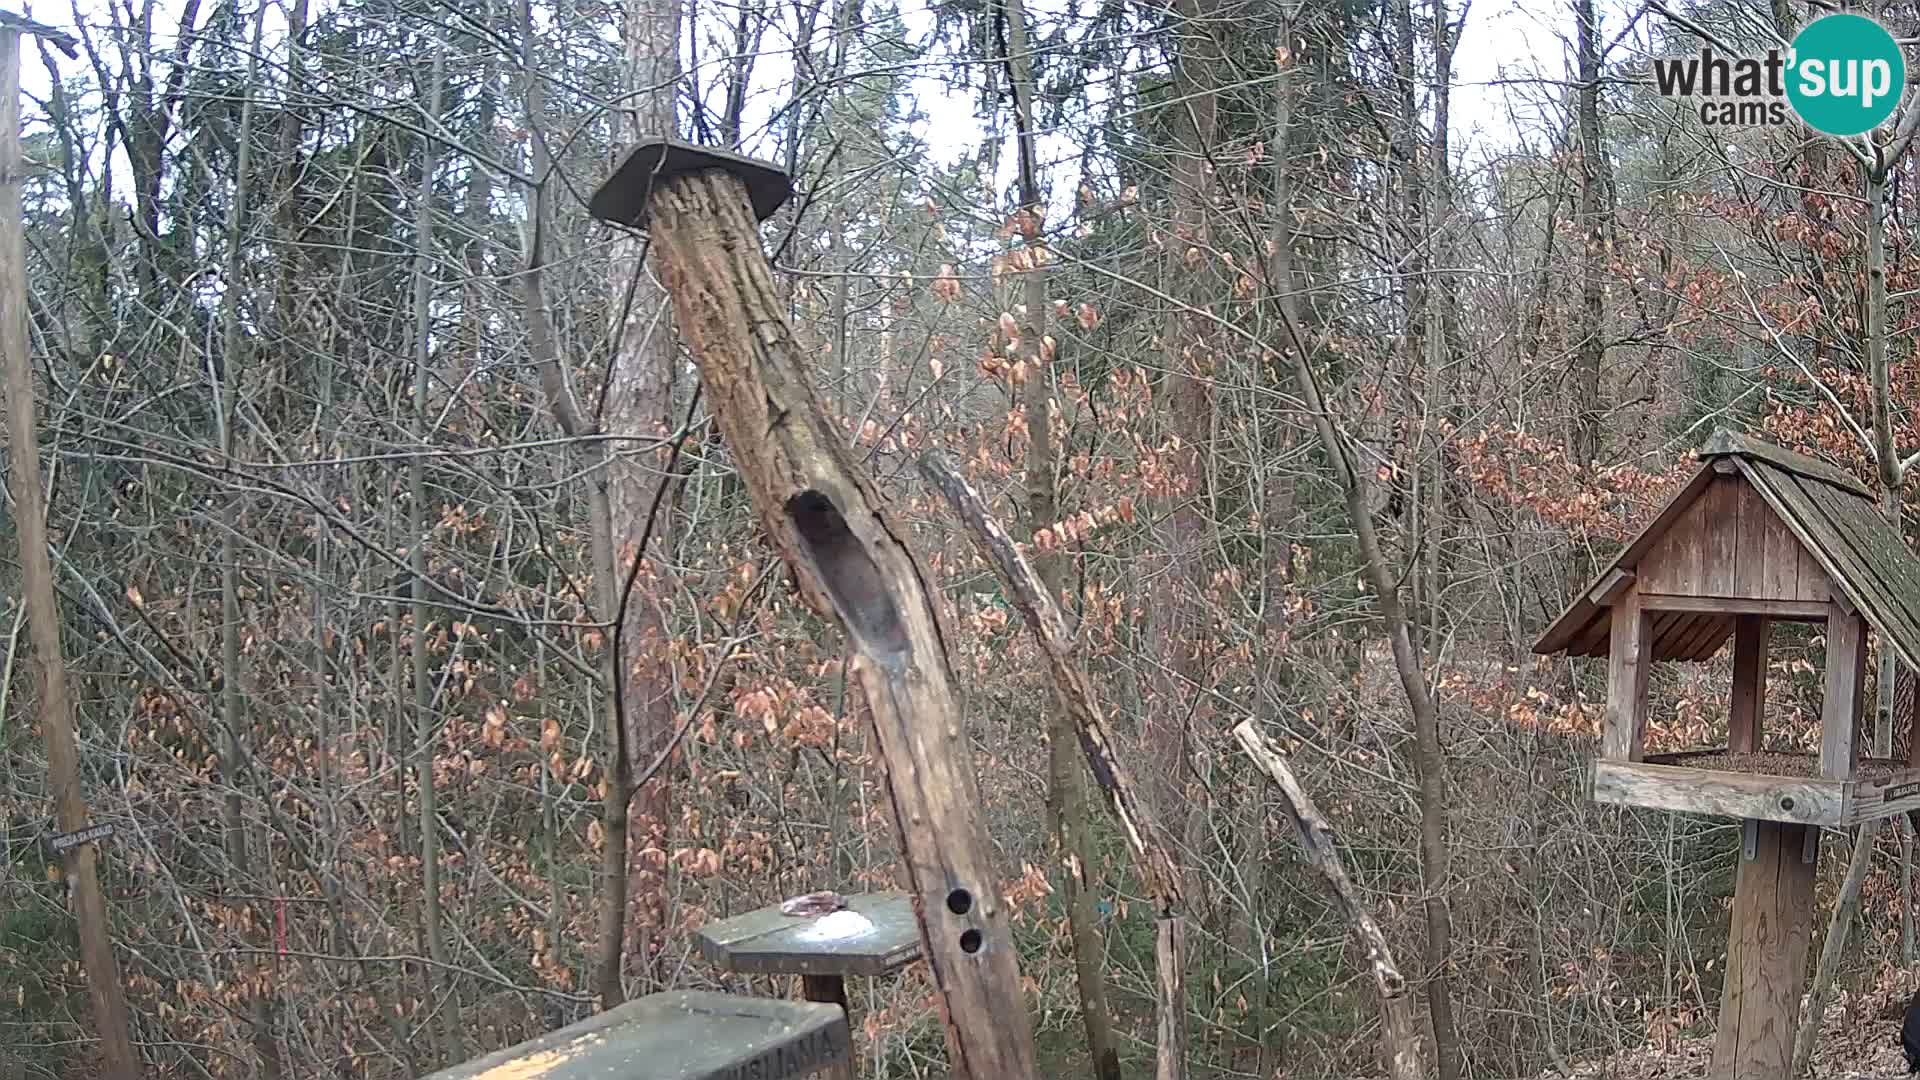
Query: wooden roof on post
[[1533, 430, 1920, 673]]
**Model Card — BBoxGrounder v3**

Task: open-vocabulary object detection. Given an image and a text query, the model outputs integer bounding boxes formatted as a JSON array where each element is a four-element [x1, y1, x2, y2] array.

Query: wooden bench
[[421, 989, 850, 1080]]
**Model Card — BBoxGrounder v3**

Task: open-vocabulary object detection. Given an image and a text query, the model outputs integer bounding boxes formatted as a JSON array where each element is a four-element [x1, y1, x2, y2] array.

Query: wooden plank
[[421, 990, 850, 1080], [1586, 567, 1635, 606], [1908, 666, 1920, 769], [1591, 761, 1844, 826], [1822, 605, 1867, 781], [1637, 595, 1828, 619], [696, 892, 923, 978], [1689, 614, 1735, 657], [1762, 504, 1804, 600], [1571, 610, 1613, 657], [1795, 475, 1920, 672], [1698, 428, 1874, 498], [1710, 820, 1818, 1079], [1675, 613, 1731, 661], [1730, 616, 1768, 753], [1840, 765, 1920, 824], [1785, 472, 1920, 664], [1797, 542, 1831, 602], [1604, 590, 1652, 761], [1703, 476, 1739, 597], [1533, 463, 1717, 655], [1536, 457, 1720, 653], [1734, 476, 1771, 600]]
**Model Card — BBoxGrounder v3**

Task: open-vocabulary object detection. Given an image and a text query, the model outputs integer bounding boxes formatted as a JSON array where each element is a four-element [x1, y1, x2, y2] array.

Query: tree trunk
[[920, 450, 1188, 1080], [1000, 0, 1120, 1074], [214, 10, 283, 1076], [410, 33, 457, 1066], [0, 25, 142, 1080], [606, 0, 682, 992], [517, 0, 633, 1009], [1568, 0, 1606, 466], [637, 162, 1041, 1079]]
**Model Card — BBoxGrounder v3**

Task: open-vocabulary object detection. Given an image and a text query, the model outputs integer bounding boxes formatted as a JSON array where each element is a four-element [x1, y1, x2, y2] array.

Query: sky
[[6, 0, 1582, 213]]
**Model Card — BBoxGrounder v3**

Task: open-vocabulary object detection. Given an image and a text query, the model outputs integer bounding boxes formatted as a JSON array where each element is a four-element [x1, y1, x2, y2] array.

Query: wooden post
[[609, 146, 1039, 1078], [1711, 820, 1817, 1080], [800, 975, 854, 1080], [1822, 606, 1867, 780], [0, 24, 141, 1080], [1604, 590, 1651, 761], [1730, 616, 1768, 754]]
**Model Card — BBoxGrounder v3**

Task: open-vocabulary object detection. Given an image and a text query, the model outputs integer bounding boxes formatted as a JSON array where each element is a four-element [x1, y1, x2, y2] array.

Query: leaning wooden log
[[1231, 719, 1426, 1080], [589, 141, 1039, 1079], [919, 449, 1189, 1080]]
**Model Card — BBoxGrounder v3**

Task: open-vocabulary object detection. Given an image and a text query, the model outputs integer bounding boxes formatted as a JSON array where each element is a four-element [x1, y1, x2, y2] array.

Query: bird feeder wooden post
[[1535, 430, 1920, 1080], [588, 141, 1040, 1080]]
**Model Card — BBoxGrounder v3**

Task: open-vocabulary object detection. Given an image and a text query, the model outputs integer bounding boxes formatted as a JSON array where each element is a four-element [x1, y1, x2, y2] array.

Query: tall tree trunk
[[410, 33, 457, 1066], [1151, 0, 1223, 888], [606, 0, 683, 992], [1002, 0, 1120, 1074], [1568, 0, 1606, 465], [1794, 159, 1904, 1075], [518, 0, 633, 1008], [0, 24, 143, 1080], [213, 10, 283, 1076]]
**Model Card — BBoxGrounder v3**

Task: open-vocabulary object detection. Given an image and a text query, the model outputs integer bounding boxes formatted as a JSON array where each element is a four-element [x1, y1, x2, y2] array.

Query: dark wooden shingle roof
[[1533, 430, 1920, 673]]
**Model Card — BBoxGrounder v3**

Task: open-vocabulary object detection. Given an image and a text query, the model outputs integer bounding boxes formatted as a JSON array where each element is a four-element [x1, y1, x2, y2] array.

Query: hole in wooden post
[[946, 888, 973, 915], [959, 929, 983, 954], [785, 490, 910, 664]]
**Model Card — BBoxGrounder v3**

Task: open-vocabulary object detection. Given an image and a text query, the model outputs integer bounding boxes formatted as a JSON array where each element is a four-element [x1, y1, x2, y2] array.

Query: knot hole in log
[[785, 489, 911, 665]]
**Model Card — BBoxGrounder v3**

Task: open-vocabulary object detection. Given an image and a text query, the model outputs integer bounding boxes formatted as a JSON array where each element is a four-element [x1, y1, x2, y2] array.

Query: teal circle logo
[[1787, 13, 1905, 136]]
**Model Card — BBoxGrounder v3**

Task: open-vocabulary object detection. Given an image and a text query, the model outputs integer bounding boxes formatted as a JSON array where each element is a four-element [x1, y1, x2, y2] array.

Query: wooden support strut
[[920, 451, 1190, 1080], [620, 153, 1040, 1078]]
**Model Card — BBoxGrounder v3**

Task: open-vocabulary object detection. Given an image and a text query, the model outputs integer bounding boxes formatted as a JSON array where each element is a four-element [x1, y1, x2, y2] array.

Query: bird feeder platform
[[1535, 429, 1920, 1080], [1595, 748, 1920, 827]]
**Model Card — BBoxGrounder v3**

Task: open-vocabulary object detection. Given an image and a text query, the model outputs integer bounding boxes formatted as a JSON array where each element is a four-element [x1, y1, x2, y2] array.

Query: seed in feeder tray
[[795, 910, 877, 943]]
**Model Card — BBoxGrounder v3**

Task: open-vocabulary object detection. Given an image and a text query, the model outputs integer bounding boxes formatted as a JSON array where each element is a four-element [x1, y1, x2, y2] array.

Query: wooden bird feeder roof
[[1533, 429, 1920, 673], [588, 139, 793, 229]]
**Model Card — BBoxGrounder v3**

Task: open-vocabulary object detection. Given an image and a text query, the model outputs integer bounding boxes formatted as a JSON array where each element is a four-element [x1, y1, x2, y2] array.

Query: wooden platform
[[697, 892, 922, 978], [421, 990, 849, 1080], [1594, 748, 1920, 826]]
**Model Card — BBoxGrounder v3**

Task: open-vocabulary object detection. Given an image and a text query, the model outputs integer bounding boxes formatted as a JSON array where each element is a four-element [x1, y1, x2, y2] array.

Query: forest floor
[[1544, 978, 1913, 1079]]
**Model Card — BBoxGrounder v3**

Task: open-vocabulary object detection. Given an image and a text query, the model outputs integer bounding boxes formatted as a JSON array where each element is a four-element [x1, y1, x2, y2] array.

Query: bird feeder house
[[1535, 429, 1920, 1080]]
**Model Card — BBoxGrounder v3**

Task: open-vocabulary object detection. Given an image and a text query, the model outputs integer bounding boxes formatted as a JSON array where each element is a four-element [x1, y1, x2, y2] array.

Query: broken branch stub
[[617, 155, 1039, 1080], [1231, 719, 1426, 1080]]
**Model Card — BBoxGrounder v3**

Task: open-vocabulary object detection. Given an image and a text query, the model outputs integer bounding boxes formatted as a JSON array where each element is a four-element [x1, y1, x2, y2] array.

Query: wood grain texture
[[1730, 617, 1768, 754], [420, 990, 850, 1080], [1710, 821, 1816, 1080], [642, 167, 1038, 1078], [1822, 607, 1867, 781], [696, 892, 922, 977], [1604, 590, 1651, 761], [1591, 761, 1844, 826]]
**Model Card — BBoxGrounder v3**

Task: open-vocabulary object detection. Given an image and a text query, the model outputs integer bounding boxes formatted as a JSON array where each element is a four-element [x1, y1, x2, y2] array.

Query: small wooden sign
[[49, 822, 113, 853]]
